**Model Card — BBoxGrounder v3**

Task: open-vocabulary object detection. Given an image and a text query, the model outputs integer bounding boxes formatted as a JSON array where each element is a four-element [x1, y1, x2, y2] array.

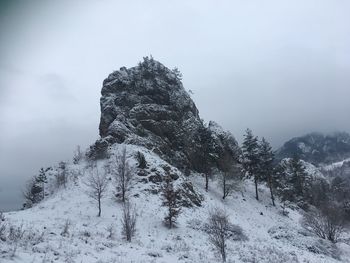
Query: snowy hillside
[[2, 58, 350, 263], [2, 144, 350, 263]]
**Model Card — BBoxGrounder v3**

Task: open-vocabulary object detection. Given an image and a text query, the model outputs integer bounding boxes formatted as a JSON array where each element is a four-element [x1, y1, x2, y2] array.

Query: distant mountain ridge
[[276, 132, 350, 165]]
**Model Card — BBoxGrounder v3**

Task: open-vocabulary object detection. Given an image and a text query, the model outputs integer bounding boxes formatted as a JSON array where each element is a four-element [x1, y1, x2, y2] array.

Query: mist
[[1, 0, 350, 211]]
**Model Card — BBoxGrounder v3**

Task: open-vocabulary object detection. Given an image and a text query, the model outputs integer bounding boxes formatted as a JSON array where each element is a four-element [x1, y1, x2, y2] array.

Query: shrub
[[302, 204, 345, 243], [136, 151, 147, 169]]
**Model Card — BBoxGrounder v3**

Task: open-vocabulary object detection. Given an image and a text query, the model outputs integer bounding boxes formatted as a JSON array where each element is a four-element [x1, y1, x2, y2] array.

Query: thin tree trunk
[[268, 176, 275, 206], [98, 197, 101, 217], [205, 173, 209, 192], [222, 173, 226, 199], [254, 176, 259, 200], [222, 239, 226, 262]]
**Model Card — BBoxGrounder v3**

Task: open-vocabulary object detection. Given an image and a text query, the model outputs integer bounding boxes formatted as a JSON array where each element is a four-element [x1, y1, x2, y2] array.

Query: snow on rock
[[88, 57, 239, 174]]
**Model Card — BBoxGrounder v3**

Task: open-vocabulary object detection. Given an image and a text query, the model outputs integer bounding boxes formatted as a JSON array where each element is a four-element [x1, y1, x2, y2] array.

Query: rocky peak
[[89, 57, 239, 172]]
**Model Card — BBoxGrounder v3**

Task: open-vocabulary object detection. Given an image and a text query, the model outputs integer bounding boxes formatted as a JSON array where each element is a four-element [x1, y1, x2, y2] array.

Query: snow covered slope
[[2, 144, 350, 263]]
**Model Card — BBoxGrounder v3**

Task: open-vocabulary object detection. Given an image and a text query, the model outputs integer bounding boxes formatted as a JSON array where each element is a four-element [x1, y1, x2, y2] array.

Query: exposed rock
[[89, 57, 240, 173]]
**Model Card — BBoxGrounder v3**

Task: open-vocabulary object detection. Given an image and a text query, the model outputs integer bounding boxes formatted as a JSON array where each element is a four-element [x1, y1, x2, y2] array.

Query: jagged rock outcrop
[[88, 57, 240, 173], [276, 132, 350, 165]]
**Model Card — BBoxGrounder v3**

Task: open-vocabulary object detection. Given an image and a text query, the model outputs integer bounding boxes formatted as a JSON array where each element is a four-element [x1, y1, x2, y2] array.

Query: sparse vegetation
[[136, 151, 147, 169], [114, 147, 133, 203], [161, 176, 182, 228], [302, 204, 345, 243], [84, 165, 109, 217], [206, 207, 230, 262], [121, 201, 137, 242]]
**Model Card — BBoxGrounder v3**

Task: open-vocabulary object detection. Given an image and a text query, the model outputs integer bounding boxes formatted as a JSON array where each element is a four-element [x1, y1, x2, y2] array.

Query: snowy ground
[[1, 145, 350, 263]]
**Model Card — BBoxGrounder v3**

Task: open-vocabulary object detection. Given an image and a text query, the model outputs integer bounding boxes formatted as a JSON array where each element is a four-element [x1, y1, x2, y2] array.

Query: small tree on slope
[[85, 166, 109, 217], [196, 123, 214, 192], [206, 207, 231, 262], [217, 151, 239, 200], [161, 176, 181, 229], [36, 168, 48, 200], [23, 176, 43, 208], [114, 147, 133, 203], [121, 201, 137, 242], [242, 128, 260, 200], [258, 138, 276, 206]]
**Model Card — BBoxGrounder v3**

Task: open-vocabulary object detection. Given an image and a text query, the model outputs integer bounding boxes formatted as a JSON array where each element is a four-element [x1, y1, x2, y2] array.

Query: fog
[[1, 0, 350, 211]]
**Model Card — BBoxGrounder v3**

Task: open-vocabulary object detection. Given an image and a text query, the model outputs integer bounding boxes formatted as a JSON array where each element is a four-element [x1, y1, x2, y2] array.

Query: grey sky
[[1, 0, 350, 211]]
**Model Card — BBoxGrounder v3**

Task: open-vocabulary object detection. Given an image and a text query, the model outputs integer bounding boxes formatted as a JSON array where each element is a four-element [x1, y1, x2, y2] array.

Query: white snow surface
[[321, 158, 350, 171], [2, 144, 350, 263]]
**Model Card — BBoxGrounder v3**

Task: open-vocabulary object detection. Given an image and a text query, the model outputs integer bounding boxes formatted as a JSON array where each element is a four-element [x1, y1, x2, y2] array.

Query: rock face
[[276, 132, 350, 165], [88, 57, 240, 172]]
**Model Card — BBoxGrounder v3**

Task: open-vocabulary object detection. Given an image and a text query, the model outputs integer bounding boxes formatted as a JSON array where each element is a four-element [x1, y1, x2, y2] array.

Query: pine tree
[[273, 162, 292, 215], [197, 123, 213, 192], [259, 138, 275, 206], [242, 128, 260, 200], [161, 176, 181, 228], [36, 168, 48, 200], [288, 155, 310, 200], [275, 156, 312, 209]]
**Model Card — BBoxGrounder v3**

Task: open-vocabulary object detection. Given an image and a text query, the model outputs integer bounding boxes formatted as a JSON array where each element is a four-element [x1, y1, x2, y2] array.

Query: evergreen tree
[[36, 168, 48, 200], [242, 128, 260, 200], [273, 162, 292, 215], [288, 155, 310, 200], [259, 138, 276, 206], [196, 123, 213, 192], [23, 175, 44, 208], [161, 176, 181, 228], [275, 156, 312, 209]]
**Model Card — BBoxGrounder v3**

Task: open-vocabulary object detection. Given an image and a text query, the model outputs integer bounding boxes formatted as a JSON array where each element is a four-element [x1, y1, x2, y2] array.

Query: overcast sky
[[1, 0, 350, 211]]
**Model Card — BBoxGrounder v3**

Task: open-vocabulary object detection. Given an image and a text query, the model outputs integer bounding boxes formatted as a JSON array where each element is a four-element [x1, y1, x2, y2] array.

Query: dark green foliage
[[36, 168, 48, 200], [242, 128, 260, 200], [273, 156, 312, 209], [258, 138, 276, 206], [161, 176, 181, 228], [196, 122, 214, 191], [136, 151, 147, 169]]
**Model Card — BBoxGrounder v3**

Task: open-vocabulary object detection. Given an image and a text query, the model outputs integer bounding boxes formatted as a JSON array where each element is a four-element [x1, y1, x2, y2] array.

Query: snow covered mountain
[[276, 132, 350, 165], [1, 58, 350, 262]]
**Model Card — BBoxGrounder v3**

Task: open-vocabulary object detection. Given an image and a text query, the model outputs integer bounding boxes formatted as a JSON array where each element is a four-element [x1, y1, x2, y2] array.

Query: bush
[[136, 151, 147, 169], [73, 145, 84, 164], [302, 204, 345, 243], [205, 207, 230, 262], [121, 201, 137, 242]]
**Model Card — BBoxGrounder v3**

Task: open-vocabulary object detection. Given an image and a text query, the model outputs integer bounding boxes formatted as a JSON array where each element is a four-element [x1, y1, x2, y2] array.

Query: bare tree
[[8, 224, 25, 258], [121, 201, 137, 242], [56, 161, 68, 188], [218, 152, 242, 200], [60, 219, 71, 237], [73, 145, 84, 164], [114, 147, 133, 202], [85, 166, 109, 217], [206, 207, 230, 262], [161, 176, 182, 228], [302, 204, 345, 243]]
